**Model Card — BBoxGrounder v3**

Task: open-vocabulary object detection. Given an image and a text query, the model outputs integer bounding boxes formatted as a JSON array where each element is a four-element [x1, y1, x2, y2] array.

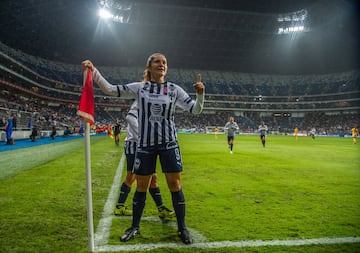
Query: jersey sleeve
[[92, 68, 140, 99], [174, 84, 204, 114]]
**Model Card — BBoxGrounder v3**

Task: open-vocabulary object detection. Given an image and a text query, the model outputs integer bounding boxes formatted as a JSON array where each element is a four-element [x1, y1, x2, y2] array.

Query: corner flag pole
[[77, 67, 95, 252], [78, 67, 95, 252], [84, 119, 95, 253]]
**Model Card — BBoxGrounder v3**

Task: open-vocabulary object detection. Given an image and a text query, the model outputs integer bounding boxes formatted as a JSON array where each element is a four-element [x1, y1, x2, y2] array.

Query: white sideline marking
[[95, 237, 360, 252], [95, 153, 126, 246], [94, 153, 360, 252]]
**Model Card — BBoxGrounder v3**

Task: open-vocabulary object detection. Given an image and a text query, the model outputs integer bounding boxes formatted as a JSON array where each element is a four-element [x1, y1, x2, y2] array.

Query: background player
[[309, 127, 316, 140], [113, 118, 121, 146], [224, 117, 239, 154], [258, 121, 268, 147], [294, 127, 299, 140], [351, 127, 358, 144]]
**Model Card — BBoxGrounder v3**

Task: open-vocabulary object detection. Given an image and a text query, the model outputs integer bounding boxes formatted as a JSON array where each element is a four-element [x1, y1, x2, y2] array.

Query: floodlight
[[98, 8, 112, 19], [97, 0, 132, 23]]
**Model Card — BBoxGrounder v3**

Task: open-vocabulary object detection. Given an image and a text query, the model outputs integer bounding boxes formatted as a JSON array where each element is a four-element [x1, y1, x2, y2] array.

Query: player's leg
[[263, 136, 266, 147], [161, 144, 192, 244], [149, 173, 175, 220], [261, 135, 265, 147], [114, 170, 135, 216], [115, 133, 118, 145], [228, 136, 234, 153], [120, 174, 152, 242], [165, 172, 191, 244], [115, 144, 136, 216], [120, 149, 156, 242]]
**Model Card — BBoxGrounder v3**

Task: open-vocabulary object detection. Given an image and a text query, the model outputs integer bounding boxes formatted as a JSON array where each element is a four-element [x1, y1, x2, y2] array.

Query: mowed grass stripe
[[0, 138, 87, 180]]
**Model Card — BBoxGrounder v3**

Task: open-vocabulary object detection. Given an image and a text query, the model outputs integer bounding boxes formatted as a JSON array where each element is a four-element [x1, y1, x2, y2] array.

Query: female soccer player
[[114, 101, 175, 221], [224, 117, 239, 154], [351, 127, 358, 144], [258, 121, 268, 147], [113, 118, 121, 146], [82, 53, 205, 244]]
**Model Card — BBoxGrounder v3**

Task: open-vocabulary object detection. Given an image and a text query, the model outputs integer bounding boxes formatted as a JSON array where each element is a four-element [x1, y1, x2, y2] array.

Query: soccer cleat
[[120, 227, 140, 242], [230, 151, 233, 154], [158, 205, 176, 220], [178, 228, 192, 244], [114, 204, 132, 216]]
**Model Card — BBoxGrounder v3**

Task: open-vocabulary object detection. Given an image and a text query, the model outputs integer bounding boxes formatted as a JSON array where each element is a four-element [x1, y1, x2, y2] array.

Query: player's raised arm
[[190, 73, 205, 114], [193, 73, 205, 95], [81, 60, 118, 95]]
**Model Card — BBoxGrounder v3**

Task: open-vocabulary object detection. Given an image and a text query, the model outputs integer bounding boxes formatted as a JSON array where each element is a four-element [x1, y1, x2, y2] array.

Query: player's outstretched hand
[[193, 73, 205, 95], [81, 60, 95, 72]]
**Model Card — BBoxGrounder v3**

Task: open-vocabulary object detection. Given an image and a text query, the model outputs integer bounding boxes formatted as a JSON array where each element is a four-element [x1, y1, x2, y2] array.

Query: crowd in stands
[[1, 41, 358, 97], [0, 41, 359, 138]]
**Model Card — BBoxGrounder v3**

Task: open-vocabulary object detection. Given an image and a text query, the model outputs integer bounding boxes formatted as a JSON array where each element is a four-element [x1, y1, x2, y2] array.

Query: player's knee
[[125, 172, 135, 185], [166, 179, 181, 192], [149, 173, 159, 188]]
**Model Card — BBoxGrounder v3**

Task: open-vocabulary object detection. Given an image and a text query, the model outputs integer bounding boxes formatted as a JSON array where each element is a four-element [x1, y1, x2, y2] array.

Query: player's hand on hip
[[81, 60, 95, 72], [193, 73, 205, 95]]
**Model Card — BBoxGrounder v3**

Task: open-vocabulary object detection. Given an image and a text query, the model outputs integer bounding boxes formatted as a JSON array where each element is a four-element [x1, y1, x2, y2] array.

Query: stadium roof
[[0, 0, 359, 74]]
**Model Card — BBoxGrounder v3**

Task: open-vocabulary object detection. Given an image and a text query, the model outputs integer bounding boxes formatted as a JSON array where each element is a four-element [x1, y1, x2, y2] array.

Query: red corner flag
[[77, 69, 94, 125]]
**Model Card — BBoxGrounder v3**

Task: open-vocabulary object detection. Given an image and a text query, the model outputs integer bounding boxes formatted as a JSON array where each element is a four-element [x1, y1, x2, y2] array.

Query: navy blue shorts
[[133, 141, 183, 175], [227, 136, 234, 142], [124, 141, 136, 171]]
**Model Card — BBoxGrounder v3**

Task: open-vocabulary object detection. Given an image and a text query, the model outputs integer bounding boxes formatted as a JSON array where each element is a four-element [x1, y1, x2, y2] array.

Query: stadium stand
[[0, 41, 359, 141]]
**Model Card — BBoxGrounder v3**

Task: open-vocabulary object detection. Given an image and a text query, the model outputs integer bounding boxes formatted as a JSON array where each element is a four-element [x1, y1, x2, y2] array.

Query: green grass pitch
[[0, 134, 359, 253]]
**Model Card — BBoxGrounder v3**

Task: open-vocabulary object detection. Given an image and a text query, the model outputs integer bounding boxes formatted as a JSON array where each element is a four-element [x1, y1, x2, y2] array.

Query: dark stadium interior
[[0, 0, 359, 74]]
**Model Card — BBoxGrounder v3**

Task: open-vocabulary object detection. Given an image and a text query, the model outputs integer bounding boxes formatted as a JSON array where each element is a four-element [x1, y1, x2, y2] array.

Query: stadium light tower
[[277, 9, 308, 34], [97, 0, 132, 23]]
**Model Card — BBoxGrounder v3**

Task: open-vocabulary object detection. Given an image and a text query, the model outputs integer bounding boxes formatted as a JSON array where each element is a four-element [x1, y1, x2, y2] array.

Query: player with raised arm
[[82, 53, 204, 244]]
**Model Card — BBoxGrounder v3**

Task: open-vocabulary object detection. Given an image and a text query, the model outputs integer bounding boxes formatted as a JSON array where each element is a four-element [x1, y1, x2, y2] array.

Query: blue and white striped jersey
[[124, 100, 138, 143], [93, 68, 204, 148]]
